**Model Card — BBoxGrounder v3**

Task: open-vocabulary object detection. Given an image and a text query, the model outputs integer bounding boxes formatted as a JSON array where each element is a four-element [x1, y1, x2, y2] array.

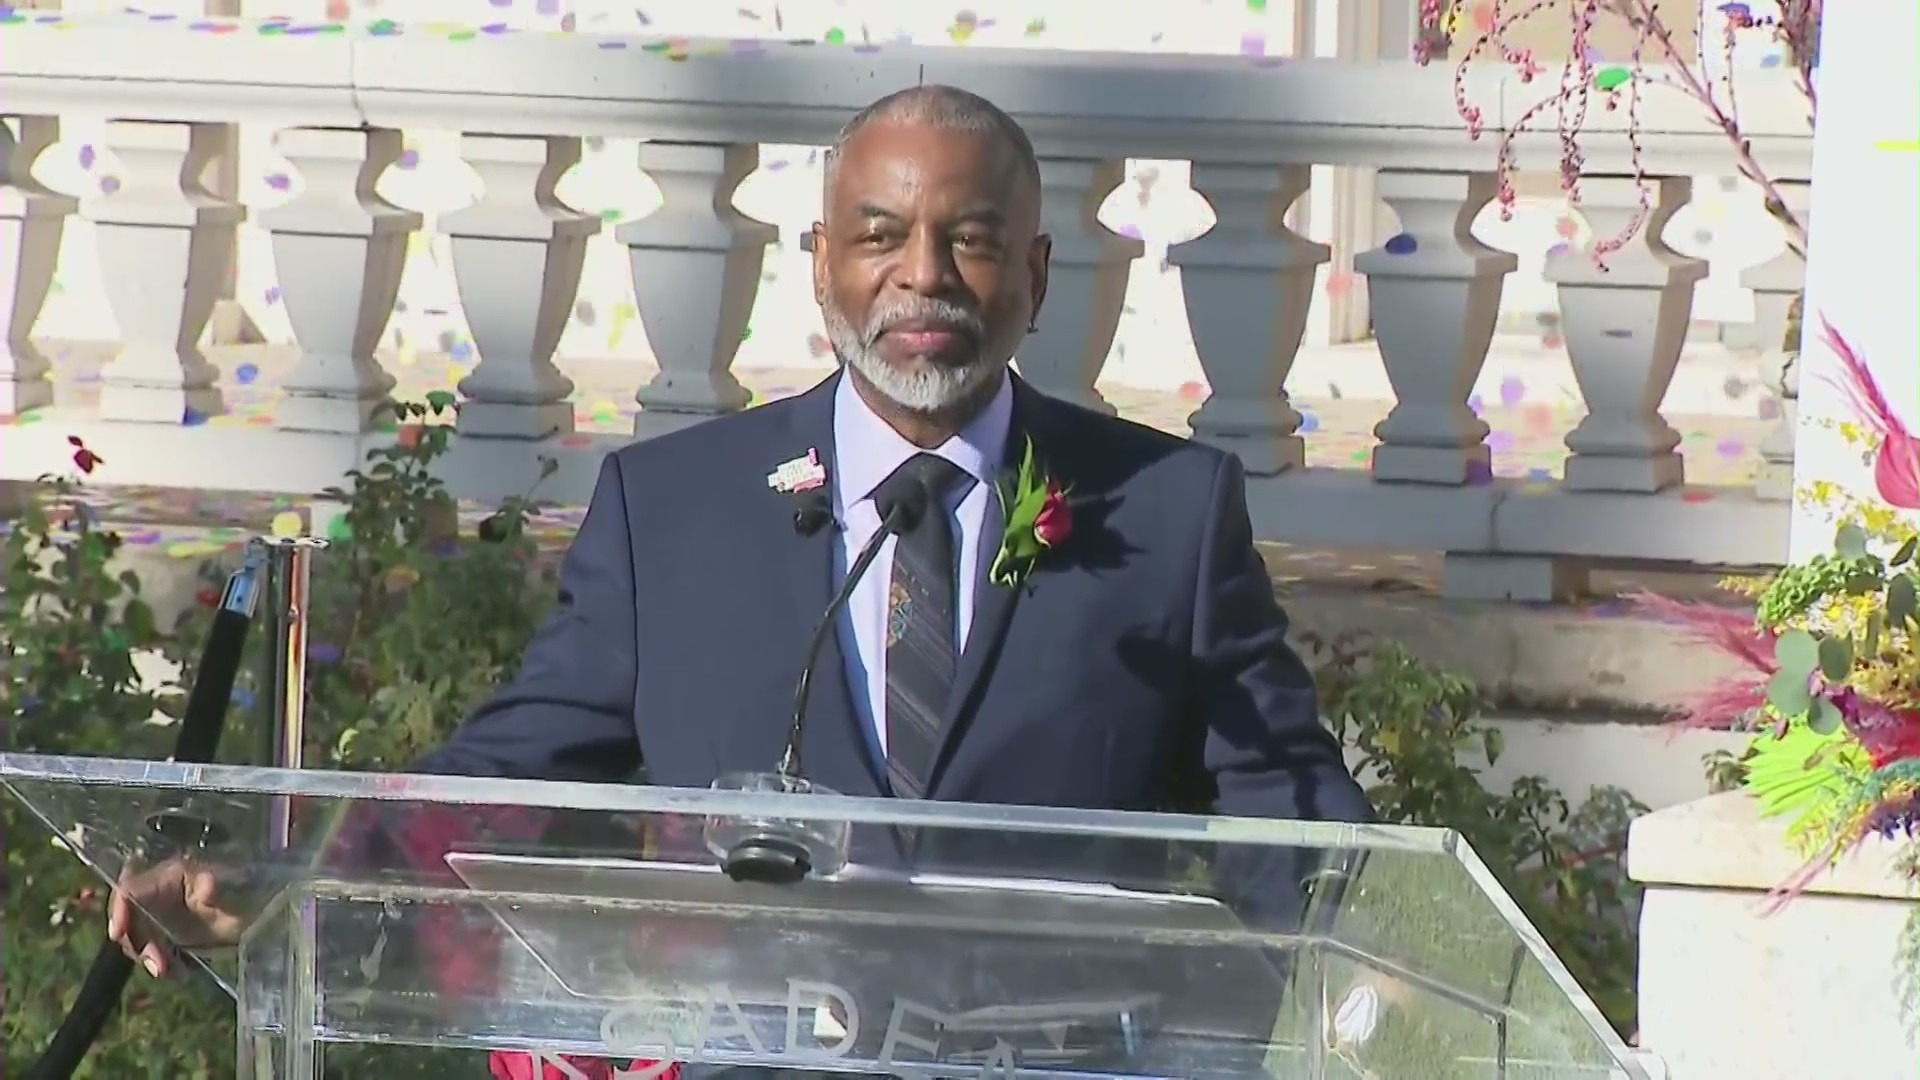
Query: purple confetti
[[236, 362, 259, 385], [1468, 393, 1486, 415], [535, 0, 559, 13], [77, 144, 96, 169], [99, 176, 122, 195], [264, 286, 282, 304], [397, 149, 420, 170], [1715, 438, 1745, 458], [1298, 410, 1320, 434], [1487, 431, 1517, 452], [481, 21, 509, 33], [598, 39, 630, 49], [1116, 222, 1143, 240], [1383, 233, 1418, 256], [1525, 467, 1553, 480], [1498, 375, 1525, 407], [265, 173, 292, 191]]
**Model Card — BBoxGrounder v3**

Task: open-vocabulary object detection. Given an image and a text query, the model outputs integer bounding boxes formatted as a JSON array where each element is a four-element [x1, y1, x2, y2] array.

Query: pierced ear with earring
[[1026, 319, 1039, 333]]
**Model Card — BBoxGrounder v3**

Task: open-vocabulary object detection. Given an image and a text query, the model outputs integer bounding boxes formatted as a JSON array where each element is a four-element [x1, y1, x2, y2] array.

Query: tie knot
[[874, 454, 972, 529]]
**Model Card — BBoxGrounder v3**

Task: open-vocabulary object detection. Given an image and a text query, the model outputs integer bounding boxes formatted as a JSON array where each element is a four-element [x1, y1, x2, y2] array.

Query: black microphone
[[792, 493, 833, 537], [776, 479, 931, 779]]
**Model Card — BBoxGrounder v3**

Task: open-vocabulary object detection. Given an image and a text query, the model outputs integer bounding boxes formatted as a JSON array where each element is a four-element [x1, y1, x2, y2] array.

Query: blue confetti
[[1384, 233, 1418, 256]]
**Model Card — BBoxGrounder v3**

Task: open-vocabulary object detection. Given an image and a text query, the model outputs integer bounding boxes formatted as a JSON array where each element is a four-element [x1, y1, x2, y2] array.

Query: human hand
[[105, 857, 248, 978]]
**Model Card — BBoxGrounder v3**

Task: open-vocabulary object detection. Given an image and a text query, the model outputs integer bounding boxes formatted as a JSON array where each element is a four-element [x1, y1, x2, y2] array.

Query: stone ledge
[[1628, 791, 1918, 900], [86, 524, 1750, 722], [1273, 562, 1751, 716]]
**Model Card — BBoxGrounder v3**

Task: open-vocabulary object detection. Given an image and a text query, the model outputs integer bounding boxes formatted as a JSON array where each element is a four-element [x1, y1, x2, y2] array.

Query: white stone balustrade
[[0, 15, 1817, 601]]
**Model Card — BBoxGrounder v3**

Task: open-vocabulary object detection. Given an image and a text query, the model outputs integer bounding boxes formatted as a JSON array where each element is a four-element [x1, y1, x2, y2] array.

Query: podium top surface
[[2, 752, 1647, 1079]]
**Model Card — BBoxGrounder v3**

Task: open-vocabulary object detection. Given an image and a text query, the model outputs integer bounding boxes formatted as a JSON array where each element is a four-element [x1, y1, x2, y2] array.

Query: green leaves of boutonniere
[[989, 437, 1072, 588]]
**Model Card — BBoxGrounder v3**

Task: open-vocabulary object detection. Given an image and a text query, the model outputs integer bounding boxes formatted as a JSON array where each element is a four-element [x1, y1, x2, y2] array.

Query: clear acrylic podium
[[2, 753, 1651, 1079]]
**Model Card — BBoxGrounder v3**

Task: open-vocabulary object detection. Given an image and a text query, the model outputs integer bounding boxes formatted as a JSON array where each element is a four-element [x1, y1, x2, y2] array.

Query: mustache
[[861, 298, 987, 345]]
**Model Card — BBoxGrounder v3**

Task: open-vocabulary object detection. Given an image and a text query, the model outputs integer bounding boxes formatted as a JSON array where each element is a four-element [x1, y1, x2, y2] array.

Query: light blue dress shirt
[[830, 372, 1013, 762]]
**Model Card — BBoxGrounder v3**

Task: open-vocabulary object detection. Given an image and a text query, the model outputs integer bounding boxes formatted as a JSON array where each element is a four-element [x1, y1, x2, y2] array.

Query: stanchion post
[[254, 536, 327, 851]]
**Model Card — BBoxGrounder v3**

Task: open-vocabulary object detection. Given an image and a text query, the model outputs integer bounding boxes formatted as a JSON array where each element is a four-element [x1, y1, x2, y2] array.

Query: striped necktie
[[876, 453, 974, 799]]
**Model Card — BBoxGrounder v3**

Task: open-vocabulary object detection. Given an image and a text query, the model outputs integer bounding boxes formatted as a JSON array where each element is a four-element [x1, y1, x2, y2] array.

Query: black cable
[[25, 551, 265, 1080]]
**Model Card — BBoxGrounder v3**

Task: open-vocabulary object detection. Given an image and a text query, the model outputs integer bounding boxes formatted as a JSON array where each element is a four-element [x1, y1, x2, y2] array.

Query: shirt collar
[[832, 371, 1013, 516]]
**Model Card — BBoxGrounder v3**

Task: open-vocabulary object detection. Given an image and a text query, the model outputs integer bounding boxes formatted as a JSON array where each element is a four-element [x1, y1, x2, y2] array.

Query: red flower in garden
[[67, 435, 103, 475]]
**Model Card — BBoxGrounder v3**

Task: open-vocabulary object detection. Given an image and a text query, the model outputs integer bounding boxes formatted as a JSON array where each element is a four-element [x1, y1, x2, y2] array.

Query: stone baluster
[[618, 142, 776, 439], [1, 117, 72, 416], [1743, 179, 1812, 501], [1546, 175, 1708, 493], [442, 135, 598, 440], [1355, 169, 1517, 484], [257, 128, 419, 433], [1171, 162, 1328, 474], [1015, 157, 1140, 413], [91, 121, 244, 424]]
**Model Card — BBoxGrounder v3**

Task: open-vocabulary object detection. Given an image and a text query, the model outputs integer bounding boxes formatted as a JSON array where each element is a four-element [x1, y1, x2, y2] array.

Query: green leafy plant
[[167, 398, 559, 773], [1, 444, 229, 1080], [1303, 630, 1647, 1039]]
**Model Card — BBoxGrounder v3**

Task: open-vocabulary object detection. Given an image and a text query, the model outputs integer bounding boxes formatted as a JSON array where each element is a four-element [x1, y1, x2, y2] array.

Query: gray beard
[[821, 297, 1004, 414]]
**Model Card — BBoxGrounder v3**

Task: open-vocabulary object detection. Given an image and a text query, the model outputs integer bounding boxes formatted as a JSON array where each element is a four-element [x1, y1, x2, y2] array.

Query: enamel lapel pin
[[767, 447, 827, 494]]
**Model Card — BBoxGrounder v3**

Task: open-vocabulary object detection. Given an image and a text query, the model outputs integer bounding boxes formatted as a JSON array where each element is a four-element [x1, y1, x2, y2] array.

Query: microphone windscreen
[[874, 482, 928, 532]]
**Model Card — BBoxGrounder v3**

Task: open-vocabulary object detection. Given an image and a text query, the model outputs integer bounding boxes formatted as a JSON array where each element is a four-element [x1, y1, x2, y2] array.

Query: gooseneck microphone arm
[[26, 545, 268, 1080], [776, 483, 930, 781]]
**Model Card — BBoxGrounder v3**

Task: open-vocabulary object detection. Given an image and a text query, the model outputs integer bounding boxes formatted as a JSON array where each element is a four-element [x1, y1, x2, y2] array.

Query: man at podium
[[109, 85, 1373, 1072], [385, 84, 1371, 825]]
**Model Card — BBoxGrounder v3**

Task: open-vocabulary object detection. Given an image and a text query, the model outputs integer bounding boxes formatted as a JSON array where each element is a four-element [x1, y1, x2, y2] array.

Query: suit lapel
[[769, 372, 885, 799], [926, 378, 1057, 793]]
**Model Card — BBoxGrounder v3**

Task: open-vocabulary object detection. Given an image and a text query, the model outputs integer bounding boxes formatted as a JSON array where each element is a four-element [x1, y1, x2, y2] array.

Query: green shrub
[[2, 455, 228, 1080], [1308, 631, 1646, 1039]]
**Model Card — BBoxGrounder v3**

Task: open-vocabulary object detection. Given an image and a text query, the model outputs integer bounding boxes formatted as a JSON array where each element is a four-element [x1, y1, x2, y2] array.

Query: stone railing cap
[[1628, 791, 1918, 900]]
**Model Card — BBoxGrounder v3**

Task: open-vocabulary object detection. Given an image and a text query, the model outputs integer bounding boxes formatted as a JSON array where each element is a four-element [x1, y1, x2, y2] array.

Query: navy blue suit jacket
[[416, 372, 1370, 832]]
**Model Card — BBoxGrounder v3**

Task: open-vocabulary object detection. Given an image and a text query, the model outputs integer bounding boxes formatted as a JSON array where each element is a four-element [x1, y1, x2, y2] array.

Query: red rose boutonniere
[[989, 437, 1071, 588]]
